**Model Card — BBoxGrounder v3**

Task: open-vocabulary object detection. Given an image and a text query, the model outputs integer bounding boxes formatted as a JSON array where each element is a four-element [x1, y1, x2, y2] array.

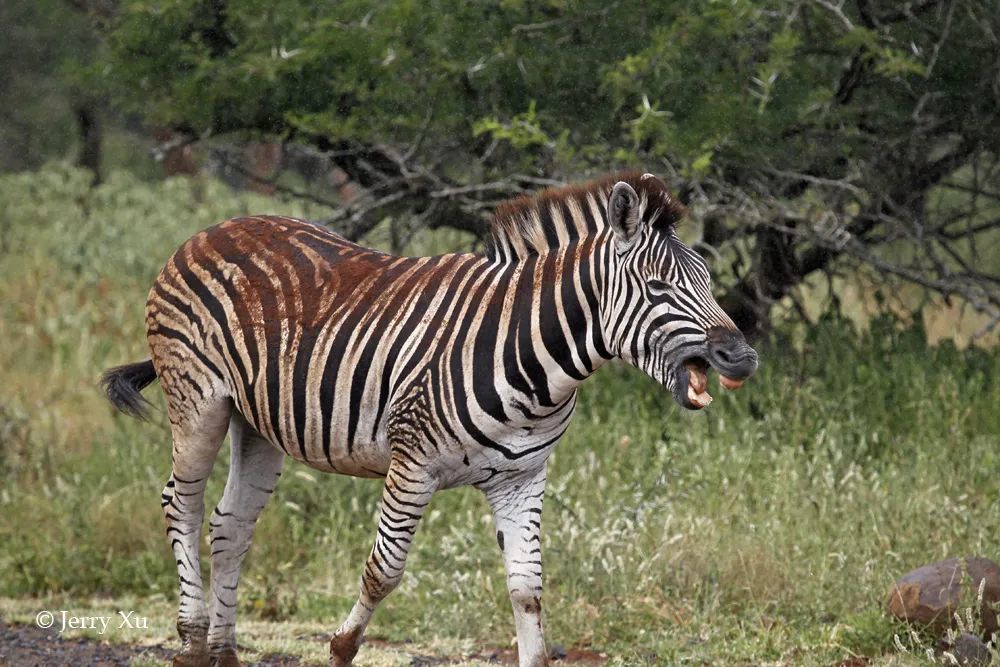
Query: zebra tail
[[100, 359, 158, 420]]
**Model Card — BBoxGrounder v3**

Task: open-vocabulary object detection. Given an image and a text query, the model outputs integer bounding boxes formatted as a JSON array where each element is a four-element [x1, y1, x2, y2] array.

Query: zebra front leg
[[205, 415, 285, 667], [484, 465, 549, 667], [329, 457, 437, 666], [161, 400, 232, 667]]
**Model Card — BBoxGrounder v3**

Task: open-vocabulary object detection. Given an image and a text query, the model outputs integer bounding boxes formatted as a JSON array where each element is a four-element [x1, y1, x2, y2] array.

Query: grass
[[1, 164, 999, 665]]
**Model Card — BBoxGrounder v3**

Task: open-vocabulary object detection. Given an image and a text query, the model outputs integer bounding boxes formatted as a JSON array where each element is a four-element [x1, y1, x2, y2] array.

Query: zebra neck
[[486, 238, 613, 408]]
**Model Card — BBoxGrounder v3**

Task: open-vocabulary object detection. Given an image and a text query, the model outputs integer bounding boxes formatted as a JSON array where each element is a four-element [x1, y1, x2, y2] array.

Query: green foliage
[[93, 2, 691, 172], [474, 102, 553, 152], [1, 166, 999, 665], [97, 0, 995, 175]]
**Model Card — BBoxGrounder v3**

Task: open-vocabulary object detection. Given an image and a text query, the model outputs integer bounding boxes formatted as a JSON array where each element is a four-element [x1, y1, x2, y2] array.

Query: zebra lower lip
[[720, 375, 744, 390]]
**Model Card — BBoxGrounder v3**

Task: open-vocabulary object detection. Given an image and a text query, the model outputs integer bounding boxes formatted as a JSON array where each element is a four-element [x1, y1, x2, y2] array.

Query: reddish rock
[[886, 557, 1000, 635], [152, 126, 199, 177]]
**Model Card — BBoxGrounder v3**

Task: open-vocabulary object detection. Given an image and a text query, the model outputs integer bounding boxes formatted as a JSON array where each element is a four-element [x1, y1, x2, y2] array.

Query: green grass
[[1, 165, 998, 665]]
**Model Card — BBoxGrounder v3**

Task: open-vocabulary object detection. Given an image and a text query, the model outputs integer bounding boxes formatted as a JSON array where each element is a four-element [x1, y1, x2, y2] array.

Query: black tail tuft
[[100, 359, 158, 420]]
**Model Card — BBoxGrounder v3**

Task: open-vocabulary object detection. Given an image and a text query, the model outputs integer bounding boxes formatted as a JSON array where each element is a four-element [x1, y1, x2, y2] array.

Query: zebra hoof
[[329, 628, 362, 666], [210, 648, 241, 667], [172, 653, 211, 667]]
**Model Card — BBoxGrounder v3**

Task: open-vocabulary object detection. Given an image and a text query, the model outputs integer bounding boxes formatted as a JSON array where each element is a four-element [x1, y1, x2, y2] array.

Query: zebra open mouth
[[675, 356, 745, 410]]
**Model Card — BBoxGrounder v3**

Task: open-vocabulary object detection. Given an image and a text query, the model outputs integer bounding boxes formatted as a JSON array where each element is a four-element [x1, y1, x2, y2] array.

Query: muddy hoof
[[329, 630, 362, 666], [211, 648, 241, 667], [172, 653, 211, 667]]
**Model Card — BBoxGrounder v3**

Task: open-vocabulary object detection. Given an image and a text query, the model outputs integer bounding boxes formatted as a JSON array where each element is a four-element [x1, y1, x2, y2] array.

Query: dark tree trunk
[[73, 97, 102, 185]]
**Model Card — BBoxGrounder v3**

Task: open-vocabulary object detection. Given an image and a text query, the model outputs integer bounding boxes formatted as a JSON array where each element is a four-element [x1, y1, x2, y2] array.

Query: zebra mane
[[484, 171, 686, 262]]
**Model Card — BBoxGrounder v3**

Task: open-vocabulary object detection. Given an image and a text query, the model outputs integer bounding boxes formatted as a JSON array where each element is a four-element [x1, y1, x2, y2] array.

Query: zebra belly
[[296, 441, 393, 478], [237, 384, 571, 486], [233, 381, 395, 478], [250, 410, 393, 479]]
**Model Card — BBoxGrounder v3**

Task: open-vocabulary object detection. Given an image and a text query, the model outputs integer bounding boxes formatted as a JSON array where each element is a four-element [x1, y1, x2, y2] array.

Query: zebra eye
[[646, 279, 671, 297]]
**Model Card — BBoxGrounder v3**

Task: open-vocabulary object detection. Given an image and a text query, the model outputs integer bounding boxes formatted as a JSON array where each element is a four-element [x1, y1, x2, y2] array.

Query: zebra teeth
[[686, 382, 713, 408], [684, 360, 708, 394], [682, 359, 712, 408]]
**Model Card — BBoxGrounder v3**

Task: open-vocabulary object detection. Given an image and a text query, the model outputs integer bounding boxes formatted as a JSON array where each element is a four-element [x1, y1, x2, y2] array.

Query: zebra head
[[602, 174, 758, 409]]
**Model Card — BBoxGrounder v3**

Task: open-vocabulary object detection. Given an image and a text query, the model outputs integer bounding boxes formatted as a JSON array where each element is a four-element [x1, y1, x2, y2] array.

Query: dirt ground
[[0, 621, 303, 667], [0, 622, 608, 666]]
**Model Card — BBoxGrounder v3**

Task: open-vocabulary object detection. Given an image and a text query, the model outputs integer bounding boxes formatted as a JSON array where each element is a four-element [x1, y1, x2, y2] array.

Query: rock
[[945, 633, 992, 666], [886, 557, 1000, 636]]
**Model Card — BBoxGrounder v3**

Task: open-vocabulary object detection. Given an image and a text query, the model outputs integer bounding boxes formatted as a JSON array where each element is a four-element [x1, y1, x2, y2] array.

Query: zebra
[[101, 171, 757, 667]]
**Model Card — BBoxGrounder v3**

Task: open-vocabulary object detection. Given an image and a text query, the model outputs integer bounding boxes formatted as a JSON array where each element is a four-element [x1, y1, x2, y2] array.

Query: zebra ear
[[608, 181, 641, 251]]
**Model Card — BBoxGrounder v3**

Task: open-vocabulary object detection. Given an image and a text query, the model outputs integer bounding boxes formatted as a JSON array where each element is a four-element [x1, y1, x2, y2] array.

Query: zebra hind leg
[[329, 455, 438, 666], [161, 398, 233, 667], [205, 413, 285, 666], [484, 465, 550, 667]]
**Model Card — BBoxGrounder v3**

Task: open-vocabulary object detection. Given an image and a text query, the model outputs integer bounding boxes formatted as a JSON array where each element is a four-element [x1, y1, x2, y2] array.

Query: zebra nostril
[[706, 326, 758, 377], [710, 342, 759, 379]]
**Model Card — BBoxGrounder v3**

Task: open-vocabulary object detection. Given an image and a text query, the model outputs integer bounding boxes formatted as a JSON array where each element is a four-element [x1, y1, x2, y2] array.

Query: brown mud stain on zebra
[[101, 171, 757, 667]]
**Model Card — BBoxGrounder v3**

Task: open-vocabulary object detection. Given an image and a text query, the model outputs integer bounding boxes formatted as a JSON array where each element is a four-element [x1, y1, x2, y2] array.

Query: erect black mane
[[484, 171, 685, 261]]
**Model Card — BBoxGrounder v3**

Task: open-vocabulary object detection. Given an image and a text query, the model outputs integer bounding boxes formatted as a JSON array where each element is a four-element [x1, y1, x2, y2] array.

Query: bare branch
[[207, 146, 341, 210], [811, 0, 855, 31], [939, 181, 1000, 203]]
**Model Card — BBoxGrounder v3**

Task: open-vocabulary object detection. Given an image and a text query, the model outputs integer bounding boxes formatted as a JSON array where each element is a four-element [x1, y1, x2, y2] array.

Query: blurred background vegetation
[[4, 0, 999, 340], [1, 1, 998, 665]]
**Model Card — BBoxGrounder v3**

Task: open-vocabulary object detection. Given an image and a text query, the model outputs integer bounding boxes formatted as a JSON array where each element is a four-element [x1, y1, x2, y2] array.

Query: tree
[[0, 0, 102, 178], [88, 0, 1000, 336]]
